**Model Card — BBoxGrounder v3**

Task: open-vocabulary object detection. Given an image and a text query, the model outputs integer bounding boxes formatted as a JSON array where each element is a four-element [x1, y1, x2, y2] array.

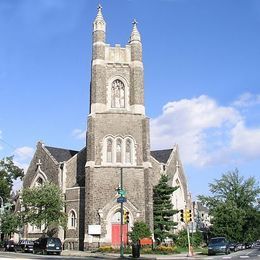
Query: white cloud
[[13, 146, 34, 175], [14, 146, 34, 161], [231, 121, 260, 159], [151, 94, 260, 167], [233, 92, 260, 107], [72, 128, 86, 140]]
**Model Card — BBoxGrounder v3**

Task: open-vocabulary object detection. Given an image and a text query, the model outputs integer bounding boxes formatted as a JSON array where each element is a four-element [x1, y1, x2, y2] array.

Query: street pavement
[[0, 248, 259, 260]]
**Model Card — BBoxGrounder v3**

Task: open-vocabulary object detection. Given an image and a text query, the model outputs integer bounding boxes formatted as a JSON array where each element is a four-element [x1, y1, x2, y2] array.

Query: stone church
[[22, 7, 189, 250]]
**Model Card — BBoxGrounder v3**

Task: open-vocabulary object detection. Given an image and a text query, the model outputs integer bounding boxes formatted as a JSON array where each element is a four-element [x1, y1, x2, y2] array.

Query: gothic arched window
[[116, 139, 122, 163], [35, 177, 43, 187], [111, 80, 125, 108], [125, 139, 132, 164], [107, 138, 113, 163], [69, 210, 77, 229]]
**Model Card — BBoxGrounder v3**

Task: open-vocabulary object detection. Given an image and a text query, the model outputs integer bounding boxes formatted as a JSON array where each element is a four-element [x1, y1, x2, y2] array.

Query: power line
[[0, 138, 33, 159]]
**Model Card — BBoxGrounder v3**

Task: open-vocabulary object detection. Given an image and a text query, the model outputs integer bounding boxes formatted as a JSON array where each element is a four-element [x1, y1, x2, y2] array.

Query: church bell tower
[[85, 6, 153, 246]]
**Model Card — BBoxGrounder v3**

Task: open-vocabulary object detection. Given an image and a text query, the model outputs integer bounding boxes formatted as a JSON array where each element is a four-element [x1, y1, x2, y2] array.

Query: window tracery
[[103, 136, 135, 165], [68, 210, 77, 229], [116, 139, 122, 163], [125, 139, 132, 164], [107, 139, 113, 163]]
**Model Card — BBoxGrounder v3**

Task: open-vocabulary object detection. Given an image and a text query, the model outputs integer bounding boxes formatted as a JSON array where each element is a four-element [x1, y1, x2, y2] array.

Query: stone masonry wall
[[23, 142, 59, 188]]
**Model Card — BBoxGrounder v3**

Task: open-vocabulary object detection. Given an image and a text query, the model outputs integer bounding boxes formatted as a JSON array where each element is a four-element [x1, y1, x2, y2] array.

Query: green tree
[[0, 211, 20, 237], [198, 169, 260, 242], [0, 156, 24, 202], [153, 175, 179, 244], [129, 221, 152, 244], [21, 182, 67, 236], [174, 229, 203, 248]]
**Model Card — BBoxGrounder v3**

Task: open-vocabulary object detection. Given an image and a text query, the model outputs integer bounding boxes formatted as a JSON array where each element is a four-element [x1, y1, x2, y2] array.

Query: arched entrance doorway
[[111, 210, 128, 246]]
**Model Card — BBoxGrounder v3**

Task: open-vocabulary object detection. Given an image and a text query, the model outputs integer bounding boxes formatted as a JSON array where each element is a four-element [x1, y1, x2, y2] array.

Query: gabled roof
[[45, 146, 78, 162], [150, 149, 173, 164], [196, 201, 209, 213]]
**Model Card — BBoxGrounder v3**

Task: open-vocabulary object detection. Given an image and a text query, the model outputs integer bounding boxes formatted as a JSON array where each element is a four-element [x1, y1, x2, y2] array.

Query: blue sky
[[0, 0, 259, 199]]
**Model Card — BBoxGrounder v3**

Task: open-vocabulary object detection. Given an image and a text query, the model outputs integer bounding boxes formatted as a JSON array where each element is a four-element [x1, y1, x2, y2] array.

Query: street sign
[[117, 197, 127, 203]]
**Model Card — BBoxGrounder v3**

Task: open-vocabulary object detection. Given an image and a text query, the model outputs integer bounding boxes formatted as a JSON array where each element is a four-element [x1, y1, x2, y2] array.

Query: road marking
[[240, 256, 249, 258], [0, 258, 31, 260], [222, 257, 231, 259]]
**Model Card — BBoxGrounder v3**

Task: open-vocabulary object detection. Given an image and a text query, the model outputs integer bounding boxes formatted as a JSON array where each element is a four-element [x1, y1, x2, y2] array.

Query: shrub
[[129, 221, 151, 244], [98, 246, 114, 252], [155, 245, 176, 254]]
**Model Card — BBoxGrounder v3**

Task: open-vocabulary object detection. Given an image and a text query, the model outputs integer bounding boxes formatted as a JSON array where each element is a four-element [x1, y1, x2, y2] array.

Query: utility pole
[[115, 168, 127, 258], [184, 207, 193, 257], [0, 196, 3, 239], [120, 168, 124, 258], [116, 168, 127, 258]]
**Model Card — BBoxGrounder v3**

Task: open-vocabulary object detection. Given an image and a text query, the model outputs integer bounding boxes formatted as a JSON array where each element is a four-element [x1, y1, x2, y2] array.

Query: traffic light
[[180, 209, 184, 222], [184, 209, 192, 223], [188, 209, 192, 222], [123, 210, 130, 224]]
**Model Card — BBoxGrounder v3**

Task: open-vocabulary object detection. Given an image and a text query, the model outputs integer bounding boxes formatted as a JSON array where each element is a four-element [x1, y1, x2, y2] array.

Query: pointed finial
[[93, 4, 106, 32], [129, 18, 141, 42], [95, 4, 104, 20]]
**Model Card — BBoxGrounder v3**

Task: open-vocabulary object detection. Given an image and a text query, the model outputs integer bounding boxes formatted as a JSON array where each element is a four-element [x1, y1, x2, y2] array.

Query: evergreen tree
[[153, 175, 179, 244], [129, 221, 152, 243]]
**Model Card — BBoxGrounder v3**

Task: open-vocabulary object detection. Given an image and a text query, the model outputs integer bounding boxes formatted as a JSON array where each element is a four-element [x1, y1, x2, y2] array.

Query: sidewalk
[[62, 250, 206, 259]]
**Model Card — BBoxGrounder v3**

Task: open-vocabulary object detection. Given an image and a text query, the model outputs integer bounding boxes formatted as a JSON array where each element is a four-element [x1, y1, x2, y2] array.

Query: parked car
[[208, 237, 230, 255], [33, 237, 62, 255], [4, 240, 16, 252], [237, 243, 245, 250], [245, 242, 252, 249], [19, 240, 34, 253], [229, 242, 238, 252]]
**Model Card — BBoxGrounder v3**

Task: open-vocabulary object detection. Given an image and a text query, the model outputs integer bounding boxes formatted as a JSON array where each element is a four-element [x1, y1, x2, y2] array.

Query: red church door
[[111, 224, 128, 245]]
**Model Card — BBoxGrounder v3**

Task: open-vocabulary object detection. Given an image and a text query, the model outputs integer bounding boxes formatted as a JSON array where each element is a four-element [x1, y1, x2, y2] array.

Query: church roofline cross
[[176, 160, 180, 169], [36, 159, 42, 169]]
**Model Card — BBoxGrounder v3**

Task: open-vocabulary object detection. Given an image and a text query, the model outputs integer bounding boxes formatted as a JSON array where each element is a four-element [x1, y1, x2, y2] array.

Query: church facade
[[22, 7, 189, 250]]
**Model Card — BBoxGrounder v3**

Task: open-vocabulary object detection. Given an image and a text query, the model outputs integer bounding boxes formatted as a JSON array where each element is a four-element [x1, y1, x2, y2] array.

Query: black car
[[33, 237, 62, 255], [4, 240, 16, 252], [19, 240, 34, 253], [229, 242, 238, 252], [208, 237, 230, 255]]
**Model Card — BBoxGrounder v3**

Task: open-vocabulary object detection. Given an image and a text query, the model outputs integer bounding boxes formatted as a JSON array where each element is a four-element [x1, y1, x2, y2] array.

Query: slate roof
[[44, 146, 173, 164], [150, 149, 173, 164], [197, 202, 209, 213], [45, 146, 78, 162]]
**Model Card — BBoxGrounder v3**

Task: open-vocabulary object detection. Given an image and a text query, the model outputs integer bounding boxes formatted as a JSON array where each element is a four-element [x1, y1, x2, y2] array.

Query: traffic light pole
[[120, 168, 124, 258], [186, 223, 192, 257]]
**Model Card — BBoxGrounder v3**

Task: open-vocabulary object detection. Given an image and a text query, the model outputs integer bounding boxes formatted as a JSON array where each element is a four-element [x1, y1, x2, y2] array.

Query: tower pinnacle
[[96, 4, 104, 21], [129, 19, 141, 42], [93, 4, 106, 32]]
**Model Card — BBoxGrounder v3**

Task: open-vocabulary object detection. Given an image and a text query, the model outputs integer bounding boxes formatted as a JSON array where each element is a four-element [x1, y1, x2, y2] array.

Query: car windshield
[[48, 238, 61, 244], [210, 238, 226, 244]]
